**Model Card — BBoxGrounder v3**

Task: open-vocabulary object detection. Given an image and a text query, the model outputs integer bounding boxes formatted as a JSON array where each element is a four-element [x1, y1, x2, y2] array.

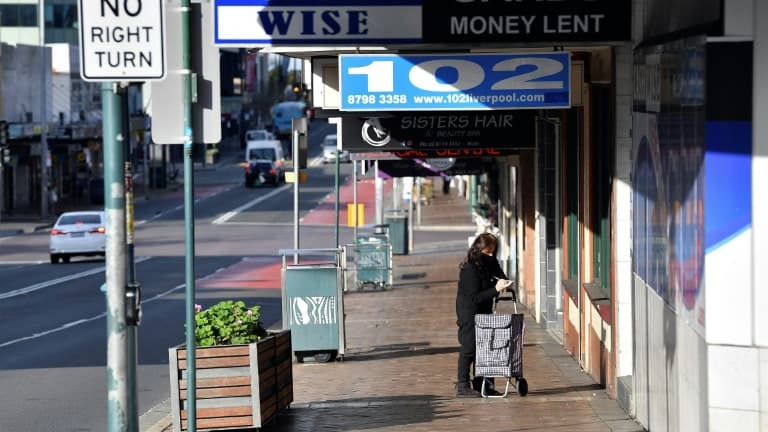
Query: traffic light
[[0, 121, 7, 146]]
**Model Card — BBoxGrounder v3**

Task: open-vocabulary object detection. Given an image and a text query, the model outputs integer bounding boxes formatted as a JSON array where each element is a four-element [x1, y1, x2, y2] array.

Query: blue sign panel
[[339, 53, 570, 111], [213, 0, 422, 46]]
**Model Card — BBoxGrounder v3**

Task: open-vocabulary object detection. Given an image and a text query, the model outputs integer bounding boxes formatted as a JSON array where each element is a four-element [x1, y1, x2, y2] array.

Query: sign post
[[77, 1, 166, 431]]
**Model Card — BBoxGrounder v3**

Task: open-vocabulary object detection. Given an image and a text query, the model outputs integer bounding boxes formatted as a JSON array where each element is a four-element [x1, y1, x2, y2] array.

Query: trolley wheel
[[295, 353, 305, 363], [517, 378, 528, 397], [313, 351, 337, 363]]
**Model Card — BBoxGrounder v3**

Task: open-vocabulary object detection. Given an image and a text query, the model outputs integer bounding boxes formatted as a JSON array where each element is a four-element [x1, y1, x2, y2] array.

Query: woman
[[455, 233, 512, 397]]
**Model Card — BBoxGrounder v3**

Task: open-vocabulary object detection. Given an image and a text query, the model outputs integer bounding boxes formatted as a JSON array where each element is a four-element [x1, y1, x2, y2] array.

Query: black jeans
[[458, 321, 493, 390], [457, 322, 475, 384]]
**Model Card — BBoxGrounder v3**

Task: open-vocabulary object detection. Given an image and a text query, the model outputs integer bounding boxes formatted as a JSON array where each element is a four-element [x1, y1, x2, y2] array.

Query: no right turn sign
[[78, 0, 166, 81]]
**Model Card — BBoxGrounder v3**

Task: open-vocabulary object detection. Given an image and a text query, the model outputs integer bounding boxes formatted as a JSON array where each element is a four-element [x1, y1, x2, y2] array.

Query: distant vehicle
[[322, 134, 350, 163], [245, 159, 283, 187], [244, 139, 285, 186], [245, 139, 285, 164], [270, 101, 307, 138], [245, 129, 275, 142], [49, 211, 106, 264]]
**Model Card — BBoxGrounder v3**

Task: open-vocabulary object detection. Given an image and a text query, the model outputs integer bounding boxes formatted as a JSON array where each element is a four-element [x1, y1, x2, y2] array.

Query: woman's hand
[[495, 279, 513, 292]]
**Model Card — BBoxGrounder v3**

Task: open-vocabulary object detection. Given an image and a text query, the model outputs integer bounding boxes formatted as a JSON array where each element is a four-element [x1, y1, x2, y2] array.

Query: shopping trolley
[[474, 290, 529, 398]]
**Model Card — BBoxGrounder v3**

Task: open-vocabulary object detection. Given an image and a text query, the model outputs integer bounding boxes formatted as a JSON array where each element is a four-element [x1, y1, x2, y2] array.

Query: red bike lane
[[198, 177, 392, 291]]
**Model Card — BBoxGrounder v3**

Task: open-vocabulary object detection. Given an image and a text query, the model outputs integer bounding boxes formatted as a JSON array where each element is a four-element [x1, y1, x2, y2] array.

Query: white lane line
[[0, 260, 46, 265], [0, 313, 106, 348], [0, 281, 185, 349], [0, 256, 152, 300], [212, 184, 291, 225], [137, 184, 239, 225]]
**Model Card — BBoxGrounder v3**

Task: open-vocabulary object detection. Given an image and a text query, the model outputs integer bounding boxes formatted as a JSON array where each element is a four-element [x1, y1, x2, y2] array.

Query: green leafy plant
[[194, 300, 267, 347]]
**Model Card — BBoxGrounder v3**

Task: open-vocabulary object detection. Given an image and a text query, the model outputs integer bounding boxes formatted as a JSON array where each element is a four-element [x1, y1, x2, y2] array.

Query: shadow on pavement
[[346, 346, 459, 362], [265, 395, 457, 432], [528, 383, 605, 397]]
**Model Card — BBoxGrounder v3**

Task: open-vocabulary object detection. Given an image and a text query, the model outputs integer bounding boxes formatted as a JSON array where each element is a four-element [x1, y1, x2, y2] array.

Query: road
[[0, 119, 363, 431]]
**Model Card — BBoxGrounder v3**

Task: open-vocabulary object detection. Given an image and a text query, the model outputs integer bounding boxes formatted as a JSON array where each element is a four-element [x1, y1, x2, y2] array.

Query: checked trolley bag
[[474, 292, 529, 397]]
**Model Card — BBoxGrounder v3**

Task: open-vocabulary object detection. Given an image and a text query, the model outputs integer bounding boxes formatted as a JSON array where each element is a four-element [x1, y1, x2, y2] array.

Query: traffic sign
[[78, 0, 166, 81]]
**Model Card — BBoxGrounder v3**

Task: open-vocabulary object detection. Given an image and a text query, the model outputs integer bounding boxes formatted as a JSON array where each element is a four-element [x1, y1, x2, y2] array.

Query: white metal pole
[[353, 160, 358, 240], [374, 160, 383, 225], [416, 178, 422, 225], [39, 0, 49, 219], [293, 130, 300, 264]]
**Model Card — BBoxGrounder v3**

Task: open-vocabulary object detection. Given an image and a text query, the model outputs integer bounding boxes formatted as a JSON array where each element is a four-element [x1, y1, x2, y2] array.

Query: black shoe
[[483, 388, 503, 397], [456, 382, 480, 398], [473, 378, 500, 396]]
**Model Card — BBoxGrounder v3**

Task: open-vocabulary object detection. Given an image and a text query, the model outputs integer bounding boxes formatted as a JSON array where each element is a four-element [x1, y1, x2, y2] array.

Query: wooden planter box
[[168, 330, 293, 431]]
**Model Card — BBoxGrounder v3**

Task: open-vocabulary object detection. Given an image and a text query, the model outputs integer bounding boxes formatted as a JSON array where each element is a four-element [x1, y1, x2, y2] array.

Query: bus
[[270, 100, 307, 138]]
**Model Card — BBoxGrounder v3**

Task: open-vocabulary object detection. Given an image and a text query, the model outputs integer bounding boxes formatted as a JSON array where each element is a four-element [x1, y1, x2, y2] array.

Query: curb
[[34, 224, 53, 232], [139, 399, 172, 432]]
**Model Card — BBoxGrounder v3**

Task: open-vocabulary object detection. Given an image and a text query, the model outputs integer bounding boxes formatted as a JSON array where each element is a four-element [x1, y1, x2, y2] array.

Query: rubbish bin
[[372, 223, 390, 243], [279, 248, 346, 363], [353, 235, 392, 291], [384, 209, 409, 255]]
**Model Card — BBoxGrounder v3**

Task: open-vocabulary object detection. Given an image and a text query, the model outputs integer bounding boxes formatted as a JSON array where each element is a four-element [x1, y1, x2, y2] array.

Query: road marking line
[[0, 314, 106, 348], [212, 184, 291, 225], [140, 184, 239, 224], [0, 256, 152, 300], [0, 280, 185, 349], [0, 260, 46, 265]]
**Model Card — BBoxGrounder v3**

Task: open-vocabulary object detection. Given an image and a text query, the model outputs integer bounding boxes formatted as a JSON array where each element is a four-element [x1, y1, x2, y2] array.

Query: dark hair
[[460, 233, 498, 270]]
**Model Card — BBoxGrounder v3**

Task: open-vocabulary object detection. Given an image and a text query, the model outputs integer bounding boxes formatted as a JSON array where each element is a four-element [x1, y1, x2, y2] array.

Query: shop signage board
[[378, 158, 487, 177], [213, 0, 630, 46], [350, 148, 517, 160], [78, 0, 166, 81], [339, 53, 570, 111], [422, 0, 631, 43], [340, 111, 535, 152], [212, 0, 422, 46]]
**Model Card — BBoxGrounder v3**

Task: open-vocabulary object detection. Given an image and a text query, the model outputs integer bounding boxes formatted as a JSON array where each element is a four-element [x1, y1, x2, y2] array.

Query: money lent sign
[[78, 0, 166, 81]]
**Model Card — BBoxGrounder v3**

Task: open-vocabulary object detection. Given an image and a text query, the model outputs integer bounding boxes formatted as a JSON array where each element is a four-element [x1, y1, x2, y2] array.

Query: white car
[[322, 134, 350, 163], [49, 211, 106, 264]]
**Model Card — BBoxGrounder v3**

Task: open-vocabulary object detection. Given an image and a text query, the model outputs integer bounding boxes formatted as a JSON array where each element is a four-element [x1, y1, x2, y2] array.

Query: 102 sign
[[339, 53, 570, 111]]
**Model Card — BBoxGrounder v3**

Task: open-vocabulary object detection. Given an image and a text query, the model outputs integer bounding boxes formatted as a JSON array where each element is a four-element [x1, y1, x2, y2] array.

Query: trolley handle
[[493, 280, 518, 314]]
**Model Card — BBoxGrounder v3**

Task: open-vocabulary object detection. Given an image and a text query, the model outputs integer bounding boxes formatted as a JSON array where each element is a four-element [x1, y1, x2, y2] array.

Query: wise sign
[[78, 0, 166, 81], [213, 0, 421, 46]]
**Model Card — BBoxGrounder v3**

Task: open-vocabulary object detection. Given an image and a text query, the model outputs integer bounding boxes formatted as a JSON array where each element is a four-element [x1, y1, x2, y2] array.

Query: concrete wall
[[0, 43, 51, 123]]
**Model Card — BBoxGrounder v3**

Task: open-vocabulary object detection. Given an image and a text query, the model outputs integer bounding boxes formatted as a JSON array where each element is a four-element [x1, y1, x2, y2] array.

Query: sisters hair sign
[[340, 111, 535, 152], [422, 0, 631, 44]]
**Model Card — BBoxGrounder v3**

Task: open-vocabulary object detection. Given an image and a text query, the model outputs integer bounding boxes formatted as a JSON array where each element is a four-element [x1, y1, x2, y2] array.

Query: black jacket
[[455, 254, 507, 325]]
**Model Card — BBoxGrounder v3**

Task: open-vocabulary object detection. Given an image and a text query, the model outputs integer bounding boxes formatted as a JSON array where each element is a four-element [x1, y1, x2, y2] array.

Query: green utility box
[[280, 248, 346, 363], [384, 209, 409, 255]]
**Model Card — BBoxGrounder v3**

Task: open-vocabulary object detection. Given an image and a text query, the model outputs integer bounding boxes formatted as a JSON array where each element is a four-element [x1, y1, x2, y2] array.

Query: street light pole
[[39, 0, 49, 219], [103, 82, 128, 432], [181, 1, 198, 430]]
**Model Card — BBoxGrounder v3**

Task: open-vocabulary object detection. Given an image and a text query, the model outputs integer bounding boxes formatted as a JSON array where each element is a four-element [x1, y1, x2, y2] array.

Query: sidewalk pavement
[[142, 186, 644, 432]]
